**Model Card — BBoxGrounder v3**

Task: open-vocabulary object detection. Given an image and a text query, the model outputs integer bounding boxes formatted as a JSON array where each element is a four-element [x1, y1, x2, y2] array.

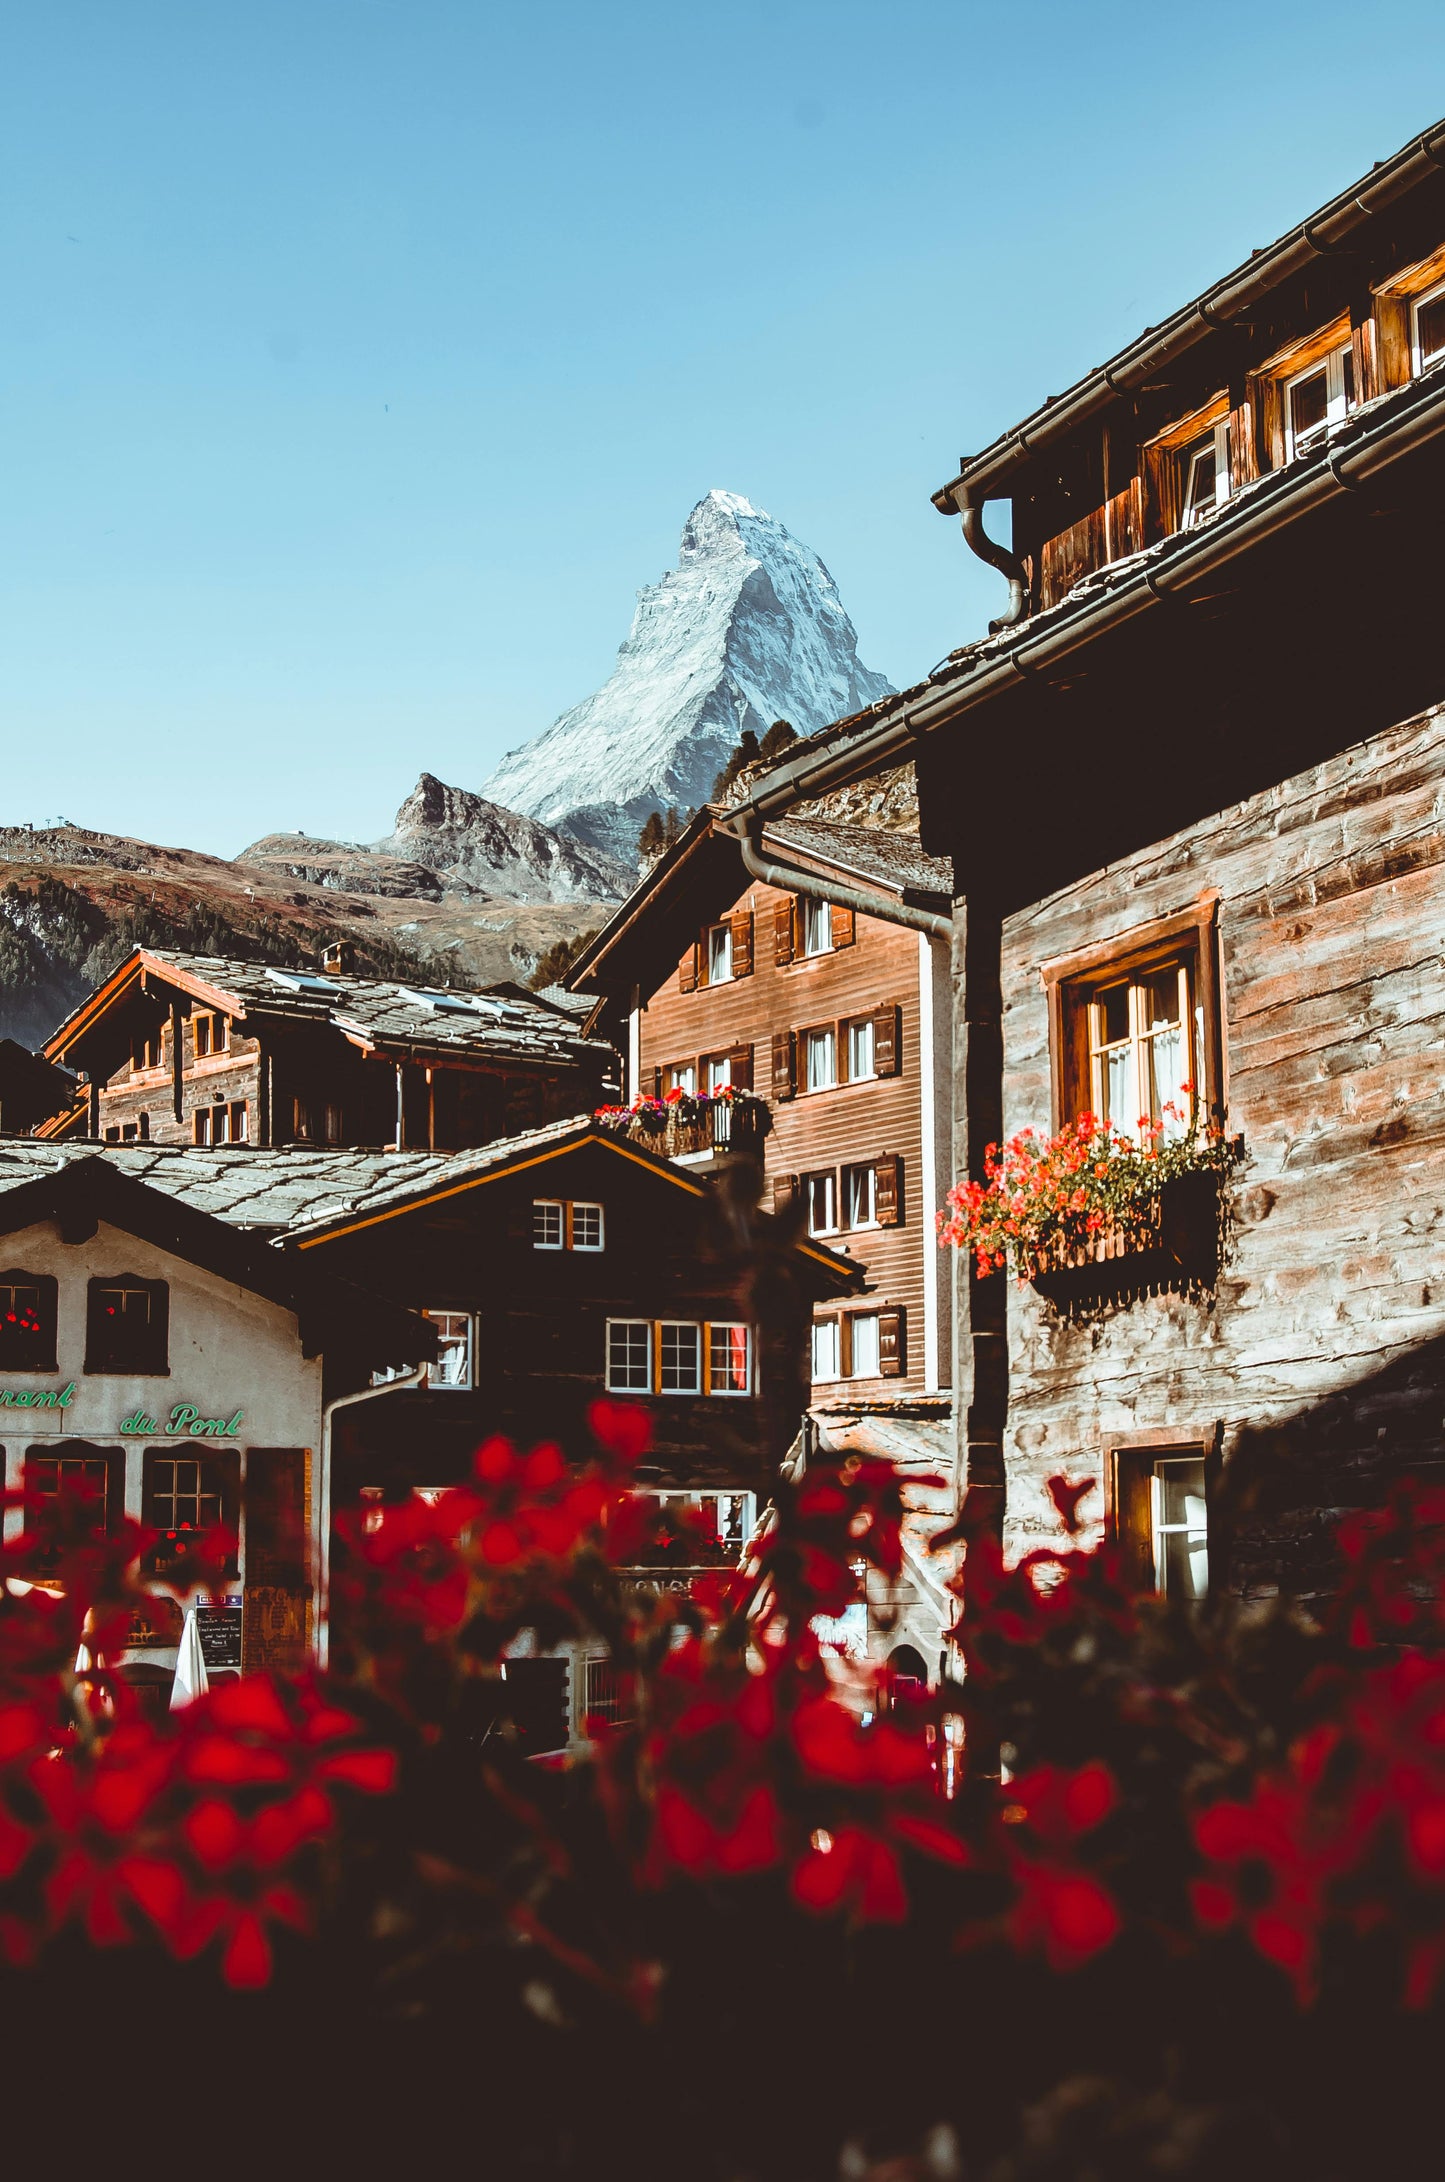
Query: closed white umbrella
[[170, 1608, 210, 1710]]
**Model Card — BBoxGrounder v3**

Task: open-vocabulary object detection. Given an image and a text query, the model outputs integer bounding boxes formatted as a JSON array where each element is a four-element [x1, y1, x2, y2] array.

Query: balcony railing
[[594, 1090, 770, 1160]]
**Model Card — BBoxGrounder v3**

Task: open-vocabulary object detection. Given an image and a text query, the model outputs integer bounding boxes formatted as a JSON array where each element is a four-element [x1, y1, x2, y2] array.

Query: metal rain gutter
[[733, 371, 1445, 825], [932, 120, 1445, 508], [714, 809, 953, 940]]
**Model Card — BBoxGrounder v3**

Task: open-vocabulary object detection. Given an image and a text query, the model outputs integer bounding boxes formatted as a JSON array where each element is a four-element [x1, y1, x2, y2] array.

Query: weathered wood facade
[[719, 119, 1445, 1601], [571, 813, 954, 1403], [37, 947, 616, 1153]]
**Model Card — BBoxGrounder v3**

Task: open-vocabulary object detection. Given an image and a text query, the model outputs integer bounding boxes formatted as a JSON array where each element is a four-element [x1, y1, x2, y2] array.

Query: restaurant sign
[[0, 1382, 77, 1411], [0, 1384, 242, 1436]]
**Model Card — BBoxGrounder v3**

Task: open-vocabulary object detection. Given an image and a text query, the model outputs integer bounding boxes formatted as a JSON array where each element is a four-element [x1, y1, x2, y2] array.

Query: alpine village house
[[718, 116, 1445, 1610]]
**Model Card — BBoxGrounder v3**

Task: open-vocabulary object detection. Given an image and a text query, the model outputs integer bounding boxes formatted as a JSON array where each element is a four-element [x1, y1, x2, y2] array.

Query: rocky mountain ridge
[[481, 490, 894, 863]]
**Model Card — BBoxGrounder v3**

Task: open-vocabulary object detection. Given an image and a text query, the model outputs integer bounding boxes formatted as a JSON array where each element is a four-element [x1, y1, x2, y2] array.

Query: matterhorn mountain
[[480, 491, 894, 864]]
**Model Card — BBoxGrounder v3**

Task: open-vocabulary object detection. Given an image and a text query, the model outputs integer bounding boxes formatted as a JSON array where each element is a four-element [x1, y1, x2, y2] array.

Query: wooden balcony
[[1027, 1169, 1223, 1315], [595, 1091, 770, 1162]]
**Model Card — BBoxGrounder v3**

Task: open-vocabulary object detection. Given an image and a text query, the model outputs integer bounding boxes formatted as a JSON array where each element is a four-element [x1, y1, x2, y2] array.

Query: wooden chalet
[[569, 807, 955, 1409], [0, 1040, 74, 1136], [37, 946, 618, 1152], [716, 118, 1445, 1603], [0, 1145, 431, 1697]]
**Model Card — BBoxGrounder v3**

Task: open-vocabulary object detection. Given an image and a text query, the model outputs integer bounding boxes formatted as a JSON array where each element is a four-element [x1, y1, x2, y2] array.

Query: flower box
[[594, 1090, 770, 1160], [1026, 1167, 1222, 1308]]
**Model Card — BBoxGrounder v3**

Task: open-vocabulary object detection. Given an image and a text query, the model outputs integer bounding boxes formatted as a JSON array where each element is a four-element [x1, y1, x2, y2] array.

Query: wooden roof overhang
[[726, 361, 1445, 907], [0, 1155, 435, 1369], [42, 950, 266, 1078], [286, 1124, 863, 1301], [331, 1023, 590, 1074]]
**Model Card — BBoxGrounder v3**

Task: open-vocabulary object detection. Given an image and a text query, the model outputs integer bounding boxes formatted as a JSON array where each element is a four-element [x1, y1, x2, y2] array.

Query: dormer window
[[1180, 421, 1231, 528], [193, 1013, 230, 1058], [1284, 343, 1355, 459], [1413, 281, 1445, 374]]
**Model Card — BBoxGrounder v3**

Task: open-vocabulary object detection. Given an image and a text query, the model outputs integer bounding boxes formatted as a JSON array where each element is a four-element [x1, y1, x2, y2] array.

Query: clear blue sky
[[6, 1, 1445, 856]]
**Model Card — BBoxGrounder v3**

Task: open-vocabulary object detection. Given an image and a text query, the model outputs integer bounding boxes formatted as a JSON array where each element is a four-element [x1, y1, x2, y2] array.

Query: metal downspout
[[316, 1366, 426, 1667], [716, 810, 953, 941], [952, 479, 1030, 630]]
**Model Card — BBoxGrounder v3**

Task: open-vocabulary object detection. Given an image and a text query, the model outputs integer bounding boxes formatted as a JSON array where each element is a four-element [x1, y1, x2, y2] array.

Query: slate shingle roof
[[44, 947, 613, 1072], [764, 818, 953, 897]]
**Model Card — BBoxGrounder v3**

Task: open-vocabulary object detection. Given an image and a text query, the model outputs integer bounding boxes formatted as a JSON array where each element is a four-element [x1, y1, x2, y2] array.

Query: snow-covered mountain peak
[[481, 492, 893, 865]]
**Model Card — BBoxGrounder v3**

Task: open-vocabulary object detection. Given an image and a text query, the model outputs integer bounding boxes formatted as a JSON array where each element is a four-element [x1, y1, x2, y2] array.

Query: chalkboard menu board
[[195, 1607, 243, 1670]]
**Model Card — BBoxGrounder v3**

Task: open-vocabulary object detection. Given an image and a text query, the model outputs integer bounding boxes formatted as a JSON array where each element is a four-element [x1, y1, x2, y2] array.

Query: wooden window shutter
[[728, 1043, 753, 1091], [874, 1155, 902, 1226], [730, 909, 754, 977], [873, 1003, 902, 1077], [878, 1308, 905, 1379], [773, 897, 796, 966], [830, 904, 855, 949], [771, 1029, 796, 1101], [772, 1174, 798, 1213], [679, 941, 700, 994], [835, 1019, 850, 1085]]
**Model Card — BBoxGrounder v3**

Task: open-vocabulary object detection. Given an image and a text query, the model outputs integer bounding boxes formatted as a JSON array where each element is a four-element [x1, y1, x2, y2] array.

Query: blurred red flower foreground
[[4, 1410, 1445, 2171]]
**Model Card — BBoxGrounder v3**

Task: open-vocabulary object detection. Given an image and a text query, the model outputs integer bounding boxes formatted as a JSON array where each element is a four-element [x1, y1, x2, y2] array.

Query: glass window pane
[[1156, 1456, 1205, 1527], [811, 1320, 840, 1381], [533, 1200, 564, 1249], [428, 1312, 471, 1388], [708, 926, 732, 982], [709, 1323, 750, 1393], [1183, 443, 1215, 521], [1096, 983, 1130, 1044], [806, 1173, 835, 1234], [1143, 969, 1181, 1029], [1103, 1043, 1132, 1128], [849, 1315, 880, 1377], [607, 1321, 651, 1392], [1418, 292, 1445, 365], [1342, 346, 1356, 408], [1158, 1526, 1209, 1600], [803, 900, 831, 955], [806, 1030, 836, 1091], [848, 1019, 875, 1079], [1148, 1025, 1187, 1132], [571, 1203, 604, 1251], [1289, 368, 1328, 447], [659, 1322, 701, 1393], [843, 1164, 875, 1227]]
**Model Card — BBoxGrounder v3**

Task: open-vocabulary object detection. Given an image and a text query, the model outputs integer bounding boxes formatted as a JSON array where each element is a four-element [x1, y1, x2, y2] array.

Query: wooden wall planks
[[995, 701, 1445, 1596]]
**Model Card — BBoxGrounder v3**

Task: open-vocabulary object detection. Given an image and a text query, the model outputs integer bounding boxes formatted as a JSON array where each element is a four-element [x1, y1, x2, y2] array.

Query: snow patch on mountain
[[480, 491, 894, 864]]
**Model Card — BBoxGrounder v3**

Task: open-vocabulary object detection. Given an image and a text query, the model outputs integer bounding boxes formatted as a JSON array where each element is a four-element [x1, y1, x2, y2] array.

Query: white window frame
[[700, 1053, 731, 1094], [706, 1322, 752, 1396], [570, 1201, 605, 1252], [635, 1487, 758, 1550], [663, 1063, 696, 1097], [841, 1162, 878, 1230], [1413, 278, 1445, 374], [706, 923, 733, 985], [657, 1320, 702, 1395], [847, 1017, 876, 1082], [1180, 419, 1231, 529], [1150, 1454, 1209, 1599], [425, 1309, 475, 1391], [804, 1027, 837, 1093], [533, 1199, 565, 1250], [801, 898, 833, 957], [811, 1317, 841, 1383], [1283, 343, 1355, 460], [805, 1170, 837, 1237], [846, 1311, 882, 1379], [606, 1318, 652, 1393]]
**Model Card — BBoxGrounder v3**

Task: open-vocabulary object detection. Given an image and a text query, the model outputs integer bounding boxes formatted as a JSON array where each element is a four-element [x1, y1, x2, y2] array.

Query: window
[[846, 1017, 876, 1081], [811, 1318, 841, 1382], [606, 1319, 652, 1393], [533, 1200, 565, 1249], [848, 1312, 881, 1378], [658, 1321, 702, 1394], [323, 1102, 343, 1145], [193, 1013, 230, 1058], [700, 1053, 731, 1094], [532, 1200, 604, 1250], [1284, 342, 1356, 459], [570, 1202, 604, 1251], [193, 1101, 247, 1146], [425, 1310, 474, 1390], [842, 1162, 877, 1229], [708, 1322, 751, 1395], [1414, 281, 1445, 373], [24, 1444, 117, 1546], [1112, 1447, 1209, 1600], [142, 1449, 238, 1579], [633, 1488, 758, 1552], [804, 1027, 837, 1093], [131, 1031, 162, 1072], [1180, 419, 1231, 527], [0, 1271, 58, 1372], [85, 1275, 168, 1376], [802, 898, 833, 956], [804, 1170, 837, 1236], [1087, 959, 1195, 1139], [706, 923, 733, 985], [662, 1062, 696, 1097]]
